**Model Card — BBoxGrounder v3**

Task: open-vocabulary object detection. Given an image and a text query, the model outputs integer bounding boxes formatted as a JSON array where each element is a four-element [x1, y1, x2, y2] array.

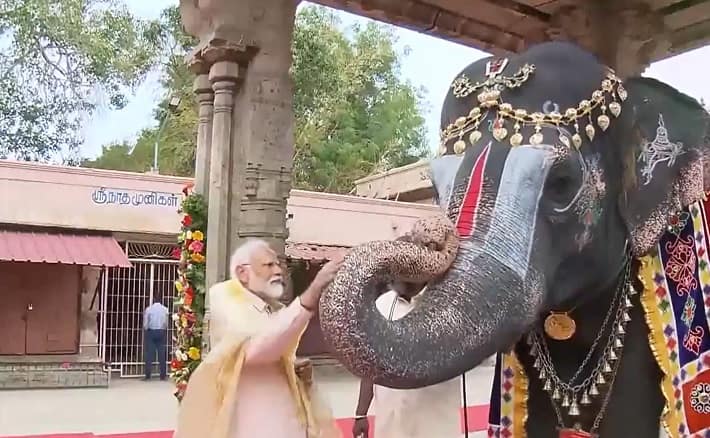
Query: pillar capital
[[547, 1, 669, 78], [186, 38, 258, 78], [208, 60, 243, 87], [193, 74, 212, 97]]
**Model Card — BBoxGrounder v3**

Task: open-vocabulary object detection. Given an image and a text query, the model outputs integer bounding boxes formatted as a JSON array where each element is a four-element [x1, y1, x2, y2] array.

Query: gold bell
[[530, 132, 544, 145], [453, 140, 466, 154], [510, 132, 523, 147], [469, 130, 482, 144]]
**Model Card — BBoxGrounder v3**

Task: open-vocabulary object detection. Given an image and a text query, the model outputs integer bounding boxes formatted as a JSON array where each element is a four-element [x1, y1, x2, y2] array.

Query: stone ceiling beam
[[546, 0, 670, 77], [316, 0, 529, 53]]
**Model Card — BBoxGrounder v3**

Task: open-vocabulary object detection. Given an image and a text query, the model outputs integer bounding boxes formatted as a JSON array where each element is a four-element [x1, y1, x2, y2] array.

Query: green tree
[[0, 0, 162, 161], [86, 5, 430, 194]]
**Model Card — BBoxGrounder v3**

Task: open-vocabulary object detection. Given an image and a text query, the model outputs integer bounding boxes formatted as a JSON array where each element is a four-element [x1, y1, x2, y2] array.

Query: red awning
[[0, 230, 132, 267], [286, 243, 350, 262]]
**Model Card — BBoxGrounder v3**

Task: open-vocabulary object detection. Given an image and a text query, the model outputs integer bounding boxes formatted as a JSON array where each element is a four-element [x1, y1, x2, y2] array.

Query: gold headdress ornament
[[439, 59, 628, 155]]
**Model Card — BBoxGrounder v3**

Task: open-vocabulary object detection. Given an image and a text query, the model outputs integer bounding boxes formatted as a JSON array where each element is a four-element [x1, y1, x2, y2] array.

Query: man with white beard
[[175, 239, 343, 438]]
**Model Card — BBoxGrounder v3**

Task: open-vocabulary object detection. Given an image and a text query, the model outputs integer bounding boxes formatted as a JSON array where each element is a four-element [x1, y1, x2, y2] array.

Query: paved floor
[[0, 364, 494, 437]]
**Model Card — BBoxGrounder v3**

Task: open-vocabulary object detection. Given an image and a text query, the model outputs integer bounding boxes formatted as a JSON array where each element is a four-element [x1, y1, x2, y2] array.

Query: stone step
[[0, 361, 109, 389]]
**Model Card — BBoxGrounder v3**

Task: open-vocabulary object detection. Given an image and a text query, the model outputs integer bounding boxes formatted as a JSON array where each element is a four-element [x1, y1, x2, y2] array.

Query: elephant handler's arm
[[355, 378, 374, 416], [243, 290, 318, 365]]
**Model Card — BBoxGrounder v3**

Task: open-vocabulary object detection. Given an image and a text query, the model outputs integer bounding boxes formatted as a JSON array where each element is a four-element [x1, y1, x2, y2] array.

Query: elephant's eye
[[546, 174, 576, 207], [544, 157, 583, 212]]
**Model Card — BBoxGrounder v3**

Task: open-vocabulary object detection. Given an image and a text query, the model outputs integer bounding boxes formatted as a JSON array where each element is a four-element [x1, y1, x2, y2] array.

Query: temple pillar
[[205, 58, 242, 288], [226, 4, 297, 265], [192, 64, 214, 197], [180, 0, 300, 345], [546, 0, 669, 78]]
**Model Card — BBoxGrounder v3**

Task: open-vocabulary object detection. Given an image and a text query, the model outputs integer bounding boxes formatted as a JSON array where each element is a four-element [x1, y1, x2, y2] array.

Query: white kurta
[[372, 291, 462, 438]]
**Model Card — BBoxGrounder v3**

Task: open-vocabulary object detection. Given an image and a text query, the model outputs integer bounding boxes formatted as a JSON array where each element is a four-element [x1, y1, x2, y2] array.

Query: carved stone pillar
[[547, 1, 669, 78], [205, 59, 242, 289], [180, 0, 300, 348], [192, 63, 214, 196], [226, 2, 297, 263]]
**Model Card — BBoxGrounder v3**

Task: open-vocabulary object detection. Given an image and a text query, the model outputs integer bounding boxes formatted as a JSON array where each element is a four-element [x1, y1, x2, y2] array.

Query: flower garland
[[170, 182, 208, 401]]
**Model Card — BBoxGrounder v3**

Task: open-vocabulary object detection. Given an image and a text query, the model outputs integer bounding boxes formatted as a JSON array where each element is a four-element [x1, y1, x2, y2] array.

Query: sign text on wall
[[91, 187, 179, 208]]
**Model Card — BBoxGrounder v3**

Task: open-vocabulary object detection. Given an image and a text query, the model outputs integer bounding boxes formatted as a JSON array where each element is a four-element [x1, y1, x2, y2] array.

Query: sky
[[81, 0, 710, 159]]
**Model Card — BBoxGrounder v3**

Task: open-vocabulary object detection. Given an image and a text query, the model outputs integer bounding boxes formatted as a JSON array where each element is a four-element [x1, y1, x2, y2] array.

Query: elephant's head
[[319, 41, 710, 389]]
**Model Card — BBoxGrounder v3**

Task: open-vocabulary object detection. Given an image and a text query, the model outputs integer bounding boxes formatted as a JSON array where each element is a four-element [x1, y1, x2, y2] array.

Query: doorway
[[0, 262, 80, 355]]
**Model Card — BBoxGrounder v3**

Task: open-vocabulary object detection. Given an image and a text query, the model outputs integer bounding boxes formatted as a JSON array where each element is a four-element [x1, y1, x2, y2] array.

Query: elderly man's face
[[238, 246, 284, 299]]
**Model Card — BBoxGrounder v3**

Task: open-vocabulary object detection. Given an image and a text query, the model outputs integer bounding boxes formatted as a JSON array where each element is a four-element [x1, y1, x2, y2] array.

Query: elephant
[[319, 41, 710, 437]]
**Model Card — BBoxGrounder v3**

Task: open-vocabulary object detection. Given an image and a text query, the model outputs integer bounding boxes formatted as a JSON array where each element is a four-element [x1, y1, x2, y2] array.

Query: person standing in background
[[143, 294, 169, 381], [352, 280, 462, 438]]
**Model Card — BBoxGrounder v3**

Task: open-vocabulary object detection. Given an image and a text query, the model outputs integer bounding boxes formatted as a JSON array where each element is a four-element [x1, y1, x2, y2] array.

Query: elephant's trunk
[[320, 234, 542, 388], [319, 146, 553, 389]]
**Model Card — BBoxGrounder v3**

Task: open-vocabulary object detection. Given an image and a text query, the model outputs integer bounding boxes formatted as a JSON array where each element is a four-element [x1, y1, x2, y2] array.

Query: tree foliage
[[0, 0, 166, 162], [85, 5, 430, 194]]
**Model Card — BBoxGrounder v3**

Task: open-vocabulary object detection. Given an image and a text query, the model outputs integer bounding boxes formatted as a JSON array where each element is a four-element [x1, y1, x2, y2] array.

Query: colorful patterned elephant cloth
[[487, 199, 710, 438]]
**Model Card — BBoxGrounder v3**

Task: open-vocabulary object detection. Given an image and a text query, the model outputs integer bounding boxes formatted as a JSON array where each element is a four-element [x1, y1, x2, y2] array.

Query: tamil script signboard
[[90, 187, 180, 209]]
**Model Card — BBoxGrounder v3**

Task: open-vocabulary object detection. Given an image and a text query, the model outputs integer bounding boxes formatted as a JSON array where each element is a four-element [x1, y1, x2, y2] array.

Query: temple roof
[[315, 0, 710, 61]]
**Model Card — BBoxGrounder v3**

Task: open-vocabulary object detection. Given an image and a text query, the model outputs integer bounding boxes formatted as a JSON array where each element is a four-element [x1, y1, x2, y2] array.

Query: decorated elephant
[[319, 41, 710, 437]]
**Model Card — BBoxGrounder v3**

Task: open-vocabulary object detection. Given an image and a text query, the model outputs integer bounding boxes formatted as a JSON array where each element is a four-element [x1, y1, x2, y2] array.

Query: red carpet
[[1, 405, 489, 438]]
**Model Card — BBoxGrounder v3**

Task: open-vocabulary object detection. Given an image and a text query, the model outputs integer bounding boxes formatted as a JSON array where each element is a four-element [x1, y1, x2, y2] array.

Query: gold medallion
[[544, 312, 576, 341]]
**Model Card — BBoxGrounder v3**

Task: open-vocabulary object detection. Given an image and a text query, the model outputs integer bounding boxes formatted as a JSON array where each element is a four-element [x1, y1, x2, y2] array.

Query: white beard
[[248, 274, 284, 300], [261, 281, 284, 299]]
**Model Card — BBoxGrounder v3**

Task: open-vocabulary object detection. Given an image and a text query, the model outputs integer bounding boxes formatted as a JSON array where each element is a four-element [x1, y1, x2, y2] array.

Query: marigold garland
[[170, 182, 208, 401]]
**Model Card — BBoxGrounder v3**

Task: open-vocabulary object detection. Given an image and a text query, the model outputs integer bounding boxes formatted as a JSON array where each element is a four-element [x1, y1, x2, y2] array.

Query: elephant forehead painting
[[319, 41, 709, 437]]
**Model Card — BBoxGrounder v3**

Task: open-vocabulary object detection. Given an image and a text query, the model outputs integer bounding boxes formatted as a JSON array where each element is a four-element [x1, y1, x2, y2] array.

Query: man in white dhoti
[[352, 280, 462, 438], [175, 239, 342, 438]]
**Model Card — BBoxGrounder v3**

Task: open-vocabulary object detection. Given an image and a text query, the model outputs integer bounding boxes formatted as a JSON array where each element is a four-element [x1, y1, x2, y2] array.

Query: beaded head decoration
[[439, 58, 628, 156]]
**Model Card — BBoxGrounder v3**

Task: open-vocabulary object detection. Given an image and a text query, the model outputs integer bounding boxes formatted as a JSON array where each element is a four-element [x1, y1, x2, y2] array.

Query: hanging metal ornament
[[562, 393, 570, 407], [544, 379, 552, 391], [544, 312, 577, 340], [580, 391, 592, 405]]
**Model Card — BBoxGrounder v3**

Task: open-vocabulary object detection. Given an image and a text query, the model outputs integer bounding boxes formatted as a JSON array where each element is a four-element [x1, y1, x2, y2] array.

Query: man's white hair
[[229, 239, 273, 278]]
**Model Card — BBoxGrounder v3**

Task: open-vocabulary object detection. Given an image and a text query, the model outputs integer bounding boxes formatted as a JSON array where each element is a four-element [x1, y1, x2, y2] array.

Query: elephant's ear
[[617, 77, 710, 256]]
